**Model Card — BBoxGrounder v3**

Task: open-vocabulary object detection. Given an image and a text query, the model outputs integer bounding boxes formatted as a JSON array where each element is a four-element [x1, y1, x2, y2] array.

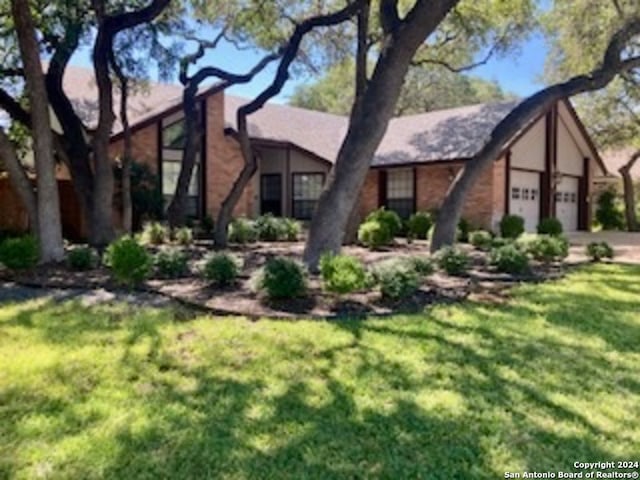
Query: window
[[555, 191, 562, 202], [162, 119, 186, 149], [386, 168, 415, 219], [523, 188, 530, 201], [512, 187, 521, 200], [570, 192, 577, 203], [563, 192, 571, 203], [531, 189, 538, 201], [292, 173, 325, 220]]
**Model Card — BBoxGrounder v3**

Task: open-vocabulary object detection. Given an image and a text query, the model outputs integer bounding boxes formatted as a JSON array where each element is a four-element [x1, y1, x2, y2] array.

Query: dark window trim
[[290, 172, 326, 220], [381, 167, 416, 218]]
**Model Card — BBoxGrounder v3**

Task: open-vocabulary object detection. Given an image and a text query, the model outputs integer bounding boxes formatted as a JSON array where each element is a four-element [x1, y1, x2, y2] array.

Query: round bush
[[365, 208, 403, 237], [406, 212, 433, 240], [281, 218, 301, 242], [228, 217, 258, 244], [469, 230, 493, 251], [595, 189, 625, 230], [527, 235, 569, 263], [490, 244, 530, 274], [586, 241, 614, 262], [154, 248, 189, 279], [203, 253, 240, 287], [358, 220, 393, 249], [256, 257, 307, 299], [319, 253, 367, 294], [0, 235, 39, 270], [500, 215, 525, 239], [537, 217, 563, 236], [255, 214, 285, 241], [67, 246, 96, 271], [373, 258, 420, 300], [457, 218, 472, 243], [201, 215, 215, 235], [104, 236, 152, 286], [142, 221, 168, 245], [436, 246, 470, 276], [406, 256, 435, 277], [173, 227, 193, 246]]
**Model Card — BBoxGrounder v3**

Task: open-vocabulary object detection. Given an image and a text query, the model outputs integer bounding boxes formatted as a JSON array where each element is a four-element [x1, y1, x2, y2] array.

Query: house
[[0, 66, 607, 238], [596, 148, 640, 190]]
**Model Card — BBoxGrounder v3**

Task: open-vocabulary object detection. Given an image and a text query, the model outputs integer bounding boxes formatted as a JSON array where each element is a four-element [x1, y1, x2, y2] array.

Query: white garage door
[[555, 176, 579, 232], [509, 170, 541, 232]]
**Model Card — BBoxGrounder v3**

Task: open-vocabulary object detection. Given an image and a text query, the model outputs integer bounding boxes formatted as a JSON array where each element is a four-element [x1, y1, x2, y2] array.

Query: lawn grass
[[1, 264, 639, 479]]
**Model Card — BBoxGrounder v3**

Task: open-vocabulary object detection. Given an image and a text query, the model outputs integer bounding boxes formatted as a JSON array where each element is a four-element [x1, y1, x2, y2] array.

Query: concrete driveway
[[568, 231, 640, 264]]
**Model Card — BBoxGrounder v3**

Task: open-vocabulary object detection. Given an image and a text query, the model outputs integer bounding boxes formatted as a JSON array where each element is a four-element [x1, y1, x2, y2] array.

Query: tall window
[[161, 118, 200, 217], [292, 173, 325, 220], [386, 168, 415, 219]]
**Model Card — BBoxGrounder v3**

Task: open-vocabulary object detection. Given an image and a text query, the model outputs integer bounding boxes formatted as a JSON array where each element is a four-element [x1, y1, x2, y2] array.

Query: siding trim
[[505, 151, 511, 215]]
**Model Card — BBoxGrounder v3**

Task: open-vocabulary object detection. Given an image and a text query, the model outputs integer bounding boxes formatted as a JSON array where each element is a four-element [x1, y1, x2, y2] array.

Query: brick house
[[0, 66, 607, 237]]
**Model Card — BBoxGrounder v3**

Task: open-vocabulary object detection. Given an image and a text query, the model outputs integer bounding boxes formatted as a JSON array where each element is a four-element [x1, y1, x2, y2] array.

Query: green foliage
[[537, 218, 563, 236], [365, 208, 403, 238], [372, 258, 420, 300], [142, 222, 168, 245], [104, 236, 152, 286], [406, 211, 433, 240], [358, 220, 393, 250], [595, 189, 625, 230], [281, 218, 301, 242], [586, 242, 614, 262], [491, 237, 512, 249], [66, 246, 97, 271], [319, 253, 367, 295], [256, 257, 307, 300], [456, 218, 472, 243], [527, 235, 570, 263], [469, 230, 493, 251], [202, 253, 240, 287], [406, 256, 435, 277], [252, 215, 300, 242], [154, 248, 189, 279], [500, 214, 525, 239], [0, 235, 39, 270], [228, 218, 259, 244], [437, 246, 470, 276], [127, 161, 163, 230], [490, 244, 530, 274], [172, 227, 193, 246], [201, 215, 215, 235]]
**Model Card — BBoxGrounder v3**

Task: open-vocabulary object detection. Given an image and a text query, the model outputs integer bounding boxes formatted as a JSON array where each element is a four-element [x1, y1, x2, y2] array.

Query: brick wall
[[0, 177, 29, 232], [492, 156, 507, 226], [109, 122, 159, 173]]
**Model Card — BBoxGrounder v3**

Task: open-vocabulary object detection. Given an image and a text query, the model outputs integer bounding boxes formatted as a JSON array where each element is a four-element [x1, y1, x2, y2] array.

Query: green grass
[[1, 264, 639, 479]]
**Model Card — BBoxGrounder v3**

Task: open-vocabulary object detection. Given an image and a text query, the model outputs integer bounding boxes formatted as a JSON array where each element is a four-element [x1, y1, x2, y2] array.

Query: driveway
[[568, 231, 640, 264]]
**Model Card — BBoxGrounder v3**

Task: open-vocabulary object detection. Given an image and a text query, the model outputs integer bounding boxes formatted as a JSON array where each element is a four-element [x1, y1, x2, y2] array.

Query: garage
[[555, 176, 579, 232], [509, 169, 541, 232]]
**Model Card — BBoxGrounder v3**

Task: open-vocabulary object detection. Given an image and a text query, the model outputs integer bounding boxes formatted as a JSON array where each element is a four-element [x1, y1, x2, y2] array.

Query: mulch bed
[[0, 240, 575, 320]]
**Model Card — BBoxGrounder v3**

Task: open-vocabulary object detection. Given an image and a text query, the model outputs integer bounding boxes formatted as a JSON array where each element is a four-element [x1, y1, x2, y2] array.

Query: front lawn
[[1, 264, 639, 479]]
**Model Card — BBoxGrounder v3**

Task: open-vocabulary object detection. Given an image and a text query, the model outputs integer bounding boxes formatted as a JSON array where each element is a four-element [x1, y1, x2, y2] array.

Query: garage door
[[509, 170, 541, 232], [555, 176, 579, 232]]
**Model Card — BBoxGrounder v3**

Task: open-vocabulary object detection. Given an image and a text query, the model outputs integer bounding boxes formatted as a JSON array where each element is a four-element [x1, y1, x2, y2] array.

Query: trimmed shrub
[[365, 208, 403, 237], [586, 241, 614, 262], [228, 217, 258, 244], [67, 246, 96, 271], [154, 248, 189, 279], [142, 221, 168, 245], [491, 236, 512, 249], [406, 212, 433, 240], [0, 235, 39, 270], [490, 244, 530, 274], [104, 236, 152, 286], [319, 253, 367, 294], [469, 230, 493, 251], [436, 246, 470, 276], [256, 257, 307, 299], [202, 252, 240, 287], [373, 258, 420, 300], [527, 235, 569, 263], [173, 227, 193, 246], [255, 213, 284, 241], [595, 188, 625, 230], [406, 256, 435, 277], [500, 214, 525, 239], [537, 217, 563, 236], [281, 218, 301, 242], [457, 218, 472, 243], [201, 215, 215, 235], [358, 220, 393, 249]]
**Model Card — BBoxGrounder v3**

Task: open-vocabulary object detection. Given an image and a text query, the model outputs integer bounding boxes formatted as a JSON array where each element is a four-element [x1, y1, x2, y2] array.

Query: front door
[[261, 174, 282, 216]]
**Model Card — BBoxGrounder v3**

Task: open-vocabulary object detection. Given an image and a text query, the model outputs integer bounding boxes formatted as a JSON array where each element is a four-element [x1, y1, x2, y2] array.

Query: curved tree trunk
[[619, 150, 640, 232], [11, 0, 64, 263]]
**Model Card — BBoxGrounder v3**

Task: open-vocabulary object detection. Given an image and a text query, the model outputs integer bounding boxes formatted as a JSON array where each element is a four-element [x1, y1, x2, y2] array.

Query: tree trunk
[[0, 128, 38, 235], [620, 150, 640, 232], [303, 0, 459, 269], [11, 0, 64, 262]]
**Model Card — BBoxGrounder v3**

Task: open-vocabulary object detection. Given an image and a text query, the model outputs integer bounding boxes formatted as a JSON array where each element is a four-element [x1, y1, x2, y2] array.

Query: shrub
[[228, 217, 258, 244], [173, 227, 193, 246], [457, 218, 472, 243], [142, 221, 168, 245], [406, 212, 433, 240], [586, 241, 614, 262], [202, 252, 240, 287], [500, 214, 525, 239], [256, 257, 307, 299], [201, 215, 215, 235], [0, 235, 39, 270], [281, 218, 301, 242], [154, 248, 189, 279], [255, 214, 285, 241], [527, 235, 569, 263], [490, 244, 530, 274], [406, 256, 435, 277], [358, 220, 393, 249], [67, 246, 96, 271], [319, 253, 367, 294], [373, 258, 420, 300], [537, 217, 563, 236], [104, 236, 152, 286], [469, 230, 493, 251], [436, 246, 470, 276], [595, 188, 625, 230], [491, 237, 512, 249], [365, 208, 403, 237]]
